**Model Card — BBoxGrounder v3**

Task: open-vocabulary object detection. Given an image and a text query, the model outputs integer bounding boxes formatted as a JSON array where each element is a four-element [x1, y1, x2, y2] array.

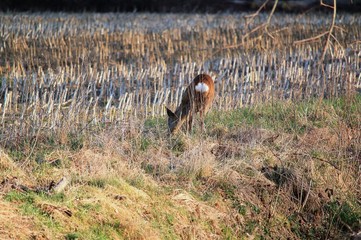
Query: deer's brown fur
[[166, 74, 215, 134]]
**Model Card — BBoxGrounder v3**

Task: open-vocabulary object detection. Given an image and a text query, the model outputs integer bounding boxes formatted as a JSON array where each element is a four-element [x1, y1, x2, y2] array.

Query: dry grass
[[1, 94, 360, 239], [0, 200, 40, 239]]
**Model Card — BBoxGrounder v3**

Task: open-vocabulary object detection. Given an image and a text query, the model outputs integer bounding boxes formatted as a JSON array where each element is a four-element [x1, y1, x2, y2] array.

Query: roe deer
[[166, 74, 215, 134]]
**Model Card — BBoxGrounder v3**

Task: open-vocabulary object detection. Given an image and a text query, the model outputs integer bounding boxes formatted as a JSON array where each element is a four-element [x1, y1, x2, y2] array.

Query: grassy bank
[[0, 94, 360, 239]]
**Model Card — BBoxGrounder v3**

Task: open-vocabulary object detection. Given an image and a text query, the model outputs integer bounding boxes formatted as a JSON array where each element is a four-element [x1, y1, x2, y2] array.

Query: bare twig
[[293, 0, 339, 64], [294, 31, 328, 45], [349, 40, 361, 45], [333, 25, 346, 33], [20, 125, 42, 168], [311, 155, 340, 171], [292, 152, 340, 171], [319, 0, 337, 63], [300, 180, 312, 211], [221, 0, 279, 51], [330, 33, 344, 50], [242, 23, 267, 41], [245, 0, 270, 20], [264, 0, 279, 39], [320, 0, 334, 9], [220, 27, 288, 51]]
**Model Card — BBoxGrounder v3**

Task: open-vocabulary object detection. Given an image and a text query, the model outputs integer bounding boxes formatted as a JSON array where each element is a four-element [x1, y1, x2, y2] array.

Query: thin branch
[[334, 25, 347, 33], [319, 0, 337, 63], [294, 31, 328, 45], [245, 0, 270, 20], [242, 0, 279, 42], [300, 180, 313, 211], [330, 33, 344, 50], [20, 125, 42, 168], [292, 0, 338, 63], [320, 0, 334, 9], [312, 156, 340, 171], [264, 0, 279, 39], [349, 40, 361, 45], [243, 23, 267, 40], [293, 152, 341, 171], [294, 26, 346, 45], [220, 27, 288, 51]]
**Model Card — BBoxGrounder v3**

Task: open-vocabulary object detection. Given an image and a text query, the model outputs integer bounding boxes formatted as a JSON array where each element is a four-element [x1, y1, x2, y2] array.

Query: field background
[[0, 10, 360, 240], [0, 12, 360, 143]]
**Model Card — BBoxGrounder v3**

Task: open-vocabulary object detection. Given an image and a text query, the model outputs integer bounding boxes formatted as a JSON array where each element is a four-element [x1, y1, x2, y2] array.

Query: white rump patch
[[195, 82, 209, 93]]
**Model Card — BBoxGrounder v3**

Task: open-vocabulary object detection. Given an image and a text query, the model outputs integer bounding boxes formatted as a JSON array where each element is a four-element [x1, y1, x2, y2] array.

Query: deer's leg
[[188, 113, 193, 133], [200, 110, 205, 133]]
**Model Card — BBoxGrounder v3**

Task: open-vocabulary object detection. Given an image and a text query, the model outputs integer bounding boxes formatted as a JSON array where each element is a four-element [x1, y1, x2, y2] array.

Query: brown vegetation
[[0, 94, 360, 239]]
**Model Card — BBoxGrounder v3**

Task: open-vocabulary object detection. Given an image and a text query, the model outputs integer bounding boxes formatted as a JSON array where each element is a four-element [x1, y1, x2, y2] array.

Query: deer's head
[[165, 107, 182, 134]]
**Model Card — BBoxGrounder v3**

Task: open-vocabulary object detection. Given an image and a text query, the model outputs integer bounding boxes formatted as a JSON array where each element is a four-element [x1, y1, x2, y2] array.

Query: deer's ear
[[165, 107, 176, 118]]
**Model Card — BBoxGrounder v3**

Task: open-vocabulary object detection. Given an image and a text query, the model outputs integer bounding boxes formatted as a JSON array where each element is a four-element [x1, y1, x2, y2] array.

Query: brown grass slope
[[0, 95, 360, 239]]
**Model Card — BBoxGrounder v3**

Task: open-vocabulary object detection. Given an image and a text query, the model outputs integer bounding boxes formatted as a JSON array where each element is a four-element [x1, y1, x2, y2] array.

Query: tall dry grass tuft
[[174, 139, 218, 180]]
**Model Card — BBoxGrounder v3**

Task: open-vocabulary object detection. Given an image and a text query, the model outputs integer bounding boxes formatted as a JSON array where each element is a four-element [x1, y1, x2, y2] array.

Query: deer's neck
[[175, 102, 191, 121]]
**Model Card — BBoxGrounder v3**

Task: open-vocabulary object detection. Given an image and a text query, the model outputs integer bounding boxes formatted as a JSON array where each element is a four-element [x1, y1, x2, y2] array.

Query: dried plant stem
[[293, 0, 338, 64], [245, 0, 270, 22], [222, 0, 279, 51], [264, 0, 278, 38], [293, 31, 328, 45], [320, 0, 337, 63], [300, 180, 312, 211]]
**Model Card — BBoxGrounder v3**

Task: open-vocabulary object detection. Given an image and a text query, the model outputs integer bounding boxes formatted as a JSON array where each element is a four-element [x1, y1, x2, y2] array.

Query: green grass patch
[[125, 174, 146, 189], [325, 200, 361, 231], [77, 220, 124, 240], [221, 224, 237, 240], [144, 117, 166, 129], [22, 202, 62, 230], [65, 232, 80, 240], [4, 190, 34, 204], [87, 178, 107, 188], [139, 137, 152, 151], [206, 95, 360, 134], [68, 133, 84, 151], [4, 190, 65, 232]]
